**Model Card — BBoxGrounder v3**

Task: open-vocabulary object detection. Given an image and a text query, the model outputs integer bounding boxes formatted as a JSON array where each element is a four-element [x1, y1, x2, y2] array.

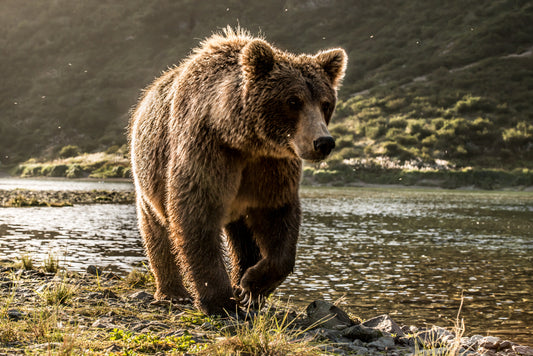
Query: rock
[[86, 265, 103, 276], [7, 309, 24, 321], [307, 328, 343, 342], [128, 290, 153, 302], [367, 336, 395, 350], [349, 345, 370, 355], [342, 324, 383, 342], [91, 317, 118, 330], [305, 300, 354, 330], [462, 335, 484, 350], [362, 314, 405, 337], [479, 336, 502, 350], [513, 345, 533, 356], [499, 340, 513, 350], [478, 347, 497, 356]]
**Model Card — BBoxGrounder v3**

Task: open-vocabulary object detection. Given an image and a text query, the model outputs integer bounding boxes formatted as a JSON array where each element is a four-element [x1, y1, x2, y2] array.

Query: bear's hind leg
[[137, 199, 190, 301], [225, 217, 262, 288]]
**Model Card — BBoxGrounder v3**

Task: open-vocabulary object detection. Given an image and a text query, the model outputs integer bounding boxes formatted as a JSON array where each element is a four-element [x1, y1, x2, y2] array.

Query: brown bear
[[129, 27, 347, 315]]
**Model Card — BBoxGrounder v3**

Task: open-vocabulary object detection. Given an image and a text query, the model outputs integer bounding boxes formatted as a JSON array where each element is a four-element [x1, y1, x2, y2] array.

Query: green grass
[[13, 149, 131, 179]]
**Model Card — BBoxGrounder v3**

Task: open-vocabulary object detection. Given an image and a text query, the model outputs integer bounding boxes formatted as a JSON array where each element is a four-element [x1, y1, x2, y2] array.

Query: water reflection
[[0, 185, 531, 344]]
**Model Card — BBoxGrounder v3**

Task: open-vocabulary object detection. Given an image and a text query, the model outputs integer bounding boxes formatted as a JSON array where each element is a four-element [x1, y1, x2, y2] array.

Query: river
[[0, 178, 531, 344]]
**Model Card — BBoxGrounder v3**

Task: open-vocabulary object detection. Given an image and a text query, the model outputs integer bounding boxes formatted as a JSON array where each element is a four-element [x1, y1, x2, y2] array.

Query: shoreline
[[1, 260, 532, 355]]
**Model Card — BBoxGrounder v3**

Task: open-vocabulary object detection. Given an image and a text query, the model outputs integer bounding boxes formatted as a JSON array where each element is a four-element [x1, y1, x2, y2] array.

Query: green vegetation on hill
[[1, 0, 532, 174]]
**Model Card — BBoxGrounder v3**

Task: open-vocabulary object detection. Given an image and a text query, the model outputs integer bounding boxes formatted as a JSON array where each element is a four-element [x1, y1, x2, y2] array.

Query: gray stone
[[86, 265, 103, 276], [362, 314, 405, 337], [367, 336, 395, 350], [349, 345, 370, 355], [91, 317, 118, 330], [128, 290, 153, 302], [305, 300, 354, 330], [478, 336, 501, 350], [7, 309, 24, 321], [499, 340, 513, 350], [513, 345, 533, 356], [462, 335, 484, 350], [342, 324, 383, 342]]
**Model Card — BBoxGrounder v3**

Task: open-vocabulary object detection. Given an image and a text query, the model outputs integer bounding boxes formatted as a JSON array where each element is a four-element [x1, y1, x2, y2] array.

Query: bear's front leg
[[167, 187, 237, 315], [236, 202, 301, 306]]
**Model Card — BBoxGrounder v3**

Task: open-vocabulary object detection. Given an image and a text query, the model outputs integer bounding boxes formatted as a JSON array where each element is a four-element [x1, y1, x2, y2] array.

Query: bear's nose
[[313, 136, 336, 156]]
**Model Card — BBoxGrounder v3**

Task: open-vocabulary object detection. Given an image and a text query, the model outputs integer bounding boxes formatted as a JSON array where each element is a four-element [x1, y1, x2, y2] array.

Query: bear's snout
[[313, 136, 335, 156]]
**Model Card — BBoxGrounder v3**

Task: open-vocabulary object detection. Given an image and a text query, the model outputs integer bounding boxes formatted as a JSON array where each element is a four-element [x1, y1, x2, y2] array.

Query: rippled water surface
[[0, 180, 531, 344]]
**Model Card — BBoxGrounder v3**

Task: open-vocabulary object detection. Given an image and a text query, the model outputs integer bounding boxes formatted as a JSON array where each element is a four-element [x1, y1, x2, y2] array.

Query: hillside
[[1, 0, 532, 170]]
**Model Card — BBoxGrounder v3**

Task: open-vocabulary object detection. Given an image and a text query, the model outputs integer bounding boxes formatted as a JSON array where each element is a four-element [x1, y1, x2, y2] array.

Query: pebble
[[305, 300, 354, 330], [128, 290, 154, 302], [7, 309, 24, 321]]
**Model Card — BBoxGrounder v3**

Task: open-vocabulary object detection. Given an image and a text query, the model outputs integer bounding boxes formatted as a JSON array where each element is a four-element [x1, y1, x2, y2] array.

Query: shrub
[[388, 116, 408, 129], [21, 165, 42, 177], [58, 145, 81, 158], [49, 164, 69, 177], [66, 164, 83, 178], [365, 124, 386, 139]]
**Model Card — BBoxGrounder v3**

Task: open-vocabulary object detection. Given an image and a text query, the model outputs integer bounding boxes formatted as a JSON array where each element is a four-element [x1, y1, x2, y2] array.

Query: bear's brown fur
[[129, 27, 347, 314]]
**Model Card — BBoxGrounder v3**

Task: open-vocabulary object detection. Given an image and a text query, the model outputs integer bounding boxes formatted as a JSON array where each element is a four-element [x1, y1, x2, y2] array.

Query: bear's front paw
[[233, 285, 265, 309]]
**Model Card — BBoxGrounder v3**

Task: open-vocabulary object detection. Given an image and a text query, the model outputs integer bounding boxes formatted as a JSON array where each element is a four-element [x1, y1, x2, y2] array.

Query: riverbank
[[5, 162, 533, 190], [0, 189, 134, 207], [1, 260, 532, 356]]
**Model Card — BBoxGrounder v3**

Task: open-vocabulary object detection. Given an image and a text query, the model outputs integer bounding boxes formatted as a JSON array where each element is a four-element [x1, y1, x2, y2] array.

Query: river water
[[0, 178, 531, 344]]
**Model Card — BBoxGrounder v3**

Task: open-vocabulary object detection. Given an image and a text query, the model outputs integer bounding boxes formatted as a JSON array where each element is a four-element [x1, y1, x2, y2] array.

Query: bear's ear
[[241, 39, 275, 80], [314, 48, 347, 88]]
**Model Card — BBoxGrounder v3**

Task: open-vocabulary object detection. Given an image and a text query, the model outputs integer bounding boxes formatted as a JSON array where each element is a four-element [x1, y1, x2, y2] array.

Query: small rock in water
[[305, 300, 354, 330], [362, 314, 405, 337]]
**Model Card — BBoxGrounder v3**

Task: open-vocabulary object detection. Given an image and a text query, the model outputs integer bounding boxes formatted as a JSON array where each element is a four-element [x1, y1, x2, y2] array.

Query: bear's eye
[[287, 97, 303, 111]]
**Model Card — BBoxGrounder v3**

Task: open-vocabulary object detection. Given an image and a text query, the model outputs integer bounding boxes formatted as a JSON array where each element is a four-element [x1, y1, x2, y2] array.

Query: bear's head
[[241, 39, 347, 162]]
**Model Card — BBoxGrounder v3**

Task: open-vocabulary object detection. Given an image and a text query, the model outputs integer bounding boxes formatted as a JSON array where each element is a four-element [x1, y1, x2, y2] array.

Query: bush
[[59, 145, 81, 158], [49, 164, 69, 177], [66, 164, 84, 178]]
